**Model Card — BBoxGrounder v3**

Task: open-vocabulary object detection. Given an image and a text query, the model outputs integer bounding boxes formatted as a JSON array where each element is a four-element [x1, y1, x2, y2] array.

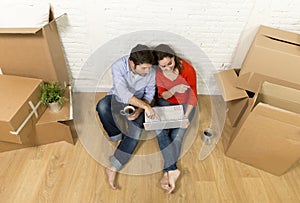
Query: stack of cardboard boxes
[[215, 25, 300, 176], [0, 9, 75, 153]]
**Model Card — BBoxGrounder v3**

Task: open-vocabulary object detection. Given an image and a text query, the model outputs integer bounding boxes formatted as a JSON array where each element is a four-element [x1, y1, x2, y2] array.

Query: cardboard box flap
[[259, 25, 300, 47], [0, 75, 42, 122], [214, 69, 248, 101], [0, 28, 41, 34], [237, 72, 300, 93], [257, 34, 299, 56], [38, 102, 71, 123], [240, 25, 300, 86], [252, 103, 300, 130], [0, 9, 70, 84], [255, 82, 300, 114]]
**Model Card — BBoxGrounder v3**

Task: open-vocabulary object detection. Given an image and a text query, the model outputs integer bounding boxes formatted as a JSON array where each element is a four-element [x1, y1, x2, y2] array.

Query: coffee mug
[[202, 128, 213, 145], [120, 106, 135, 117]]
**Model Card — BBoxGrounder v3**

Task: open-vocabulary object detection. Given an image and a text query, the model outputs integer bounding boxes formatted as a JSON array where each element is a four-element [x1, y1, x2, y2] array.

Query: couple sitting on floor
[[96, 43, 198, 194]]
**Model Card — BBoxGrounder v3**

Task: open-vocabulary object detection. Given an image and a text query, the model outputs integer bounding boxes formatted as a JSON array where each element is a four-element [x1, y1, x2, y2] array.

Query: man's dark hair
[[129, 44, 155, 65]]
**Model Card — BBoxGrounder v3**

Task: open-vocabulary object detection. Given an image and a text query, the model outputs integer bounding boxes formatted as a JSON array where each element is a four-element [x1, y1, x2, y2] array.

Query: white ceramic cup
[[120, 106, 135, 117]]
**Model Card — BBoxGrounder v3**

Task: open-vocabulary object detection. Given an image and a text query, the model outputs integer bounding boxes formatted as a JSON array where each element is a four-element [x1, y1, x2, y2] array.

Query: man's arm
[[111, 56, 135, 104], [128, 96, 155, 118]]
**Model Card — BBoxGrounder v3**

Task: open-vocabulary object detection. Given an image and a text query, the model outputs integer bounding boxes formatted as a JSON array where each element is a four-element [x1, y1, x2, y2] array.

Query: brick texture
[[1, 0, 299, 94]]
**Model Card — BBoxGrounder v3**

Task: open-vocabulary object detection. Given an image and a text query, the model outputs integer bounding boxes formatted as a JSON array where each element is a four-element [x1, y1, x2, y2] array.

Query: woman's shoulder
[[181, 59, 195, 73], [181, 59, 192, 67]]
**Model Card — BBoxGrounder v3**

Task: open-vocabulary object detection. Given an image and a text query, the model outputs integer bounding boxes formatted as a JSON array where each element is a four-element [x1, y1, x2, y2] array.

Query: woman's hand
[[180, 115, 190, 128], [169, 84, 190, 94]]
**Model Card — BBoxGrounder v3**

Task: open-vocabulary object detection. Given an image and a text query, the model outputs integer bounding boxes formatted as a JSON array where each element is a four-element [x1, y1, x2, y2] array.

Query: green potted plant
[[40, 81, 68, 112]]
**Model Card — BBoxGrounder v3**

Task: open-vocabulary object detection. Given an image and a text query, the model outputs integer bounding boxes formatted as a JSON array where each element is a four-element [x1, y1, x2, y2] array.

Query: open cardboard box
[[215, 25, 300, 127], [214, 69, 251, 127], [239, 25, 300, 88], [225, 82, 300, 176], [215, 68, 300, 127], [215, 69, 300, 175], [0, 8, 75, 153], [0, 8, 69, 84]]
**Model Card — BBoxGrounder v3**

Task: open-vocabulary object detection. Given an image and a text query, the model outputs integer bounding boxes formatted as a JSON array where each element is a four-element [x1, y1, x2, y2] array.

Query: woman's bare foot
[[160, 172, 170, 191], [105, 167, 117, 190], [166, 169, 181, 194]]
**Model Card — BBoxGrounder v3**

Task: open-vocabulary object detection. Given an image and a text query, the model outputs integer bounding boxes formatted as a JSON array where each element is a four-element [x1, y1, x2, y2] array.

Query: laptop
[[143, 105, 188, 131]]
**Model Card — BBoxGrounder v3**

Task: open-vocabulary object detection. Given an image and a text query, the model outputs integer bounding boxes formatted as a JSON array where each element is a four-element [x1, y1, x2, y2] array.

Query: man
[[96, 44, 156, 189]]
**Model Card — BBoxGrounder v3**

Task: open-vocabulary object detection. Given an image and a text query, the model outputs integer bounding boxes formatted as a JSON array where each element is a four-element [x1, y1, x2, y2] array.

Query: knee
[[96, 99, 109, 115]]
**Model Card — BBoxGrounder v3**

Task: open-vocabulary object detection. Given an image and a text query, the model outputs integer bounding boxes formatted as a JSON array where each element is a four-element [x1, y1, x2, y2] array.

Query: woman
[[153, 44, 198, 194]]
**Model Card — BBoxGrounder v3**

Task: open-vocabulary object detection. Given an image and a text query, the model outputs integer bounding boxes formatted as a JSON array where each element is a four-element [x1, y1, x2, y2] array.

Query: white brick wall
[[1, 0, 300, 94]]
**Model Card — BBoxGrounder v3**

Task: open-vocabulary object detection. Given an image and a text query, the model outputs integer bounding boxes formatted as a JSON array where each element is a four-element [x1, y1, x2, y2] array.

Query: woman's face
[[158, 57, 175, 72]]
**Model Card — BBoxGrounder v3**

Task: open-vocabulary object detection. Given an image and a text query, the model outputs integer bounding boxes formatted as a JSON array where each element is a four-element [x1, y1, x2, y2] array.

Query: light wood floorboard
[[0, 94, 299, 203]]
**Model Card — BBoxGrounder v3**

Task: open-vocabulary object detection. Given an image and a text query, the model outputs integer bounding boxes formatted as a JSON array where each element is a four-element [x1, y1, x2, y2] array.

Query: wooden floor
[[0, 95, 300, 203]]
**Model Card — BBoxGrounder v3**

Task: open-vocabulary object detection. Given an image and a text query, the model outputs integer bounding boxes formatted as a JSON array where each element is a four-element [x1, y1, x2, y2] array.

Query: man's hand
[[127, 107, 143, 121], [144, 105, 157, 119]]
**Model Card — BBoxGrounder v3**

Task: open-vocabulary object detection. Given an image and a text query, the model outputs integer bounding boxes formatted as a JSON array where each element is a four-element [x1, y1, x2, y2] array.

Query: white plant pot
[[48, 102, 62, 112]]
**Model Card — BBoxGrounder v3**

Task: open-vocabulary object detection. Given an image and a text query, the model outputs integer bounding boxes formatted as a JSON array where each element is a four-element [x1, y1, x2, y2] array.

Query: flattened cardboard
[[0, 9, 69, 84], [214, 69, 249, 126], [226, 82, 300, 175], [0, 75, 45, 144], [239, 25, 300, 87]]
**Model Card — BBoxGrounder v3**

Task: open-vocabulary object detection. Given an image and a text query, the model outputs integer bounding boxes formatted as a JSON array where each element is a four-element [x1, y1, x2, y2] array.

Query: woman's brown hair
[[153, 44, 182, 74]]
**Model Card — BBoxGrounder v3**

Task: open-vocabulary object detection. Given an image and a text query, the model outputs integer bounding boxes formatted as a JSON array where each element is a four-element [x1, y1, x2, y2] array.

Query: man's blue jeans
[[96, 94, 144, 171], [155, 98, 196, 172]]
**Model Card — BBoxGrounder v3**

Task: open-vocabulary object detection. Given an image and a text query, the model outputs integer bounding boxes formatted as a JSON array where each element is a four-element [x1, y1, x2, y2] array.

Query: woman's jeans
[[96, 94, 144, 171], [155, 98, 196, 172]]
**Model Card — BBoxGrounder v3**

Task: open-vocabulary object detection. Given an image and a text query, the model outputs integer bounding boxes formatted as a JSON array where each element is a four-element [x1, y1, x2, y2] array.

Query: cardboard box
[[0, 85, 75, 152], [0, 8, 75, 153], [0, 75, 45, 144], [0, 9, 69, 84], [214, 69, 250, 127], [239, 25, 300, 87], [236, 72, 300, 93], [225, 82, 300, 175], [34, 86, 74, 145]]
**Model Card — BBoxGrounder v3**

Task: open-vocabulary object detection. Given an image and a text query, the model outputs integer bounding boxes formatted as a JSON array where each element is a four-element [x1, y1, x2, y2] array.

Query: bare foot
[[160, 172, 170, 191], [105, 167, 117, 190], [166, 169, 181, 194]]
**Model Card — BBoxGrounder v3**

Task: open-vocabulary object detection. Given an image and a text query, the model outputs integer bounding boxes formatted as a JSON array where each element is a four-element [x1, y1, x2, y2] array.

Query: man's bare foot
[[166, 169, 181, 194], [105, 167, 117, 190], [160, 172, 170, 191]]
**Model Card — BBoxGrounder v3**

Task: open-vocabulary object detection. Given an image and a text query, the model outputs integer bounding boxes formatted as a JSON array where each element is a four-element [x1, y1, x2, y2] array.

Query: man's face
[[134, 63, 152, 77]]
